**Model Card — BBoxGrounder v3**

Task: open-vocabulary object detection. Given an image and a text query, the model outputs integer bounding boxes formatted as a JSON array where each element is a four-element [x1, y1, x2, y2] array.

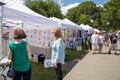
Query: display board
[[24, 28, 52, 48]]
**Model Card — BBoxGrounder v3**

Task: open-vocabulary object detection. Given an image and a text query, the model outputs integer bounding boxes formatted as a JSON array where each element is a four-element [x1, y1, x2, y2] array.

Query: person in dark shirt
[[108, 31, 118, 55], [84, 31, 89, 50]]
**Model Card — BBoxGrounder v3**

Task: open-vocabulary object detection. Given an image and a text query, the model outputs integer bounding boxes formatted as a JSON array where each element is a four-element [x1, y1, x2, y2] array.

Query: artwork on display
[[9, 29, 14, 42], [61, 27, 83, 49], [76, 46, 82, 51], [8, 26, 82, 49], [8, 27, 53, 48], [24, 28, 52, 48]]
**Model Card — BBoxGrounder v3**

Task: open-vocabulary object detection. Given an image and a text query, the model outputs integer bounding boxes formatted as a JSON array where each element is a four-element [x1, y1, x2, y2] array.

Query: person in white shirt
[[98, 33, 105, 53], [91, 31, 99, 54]]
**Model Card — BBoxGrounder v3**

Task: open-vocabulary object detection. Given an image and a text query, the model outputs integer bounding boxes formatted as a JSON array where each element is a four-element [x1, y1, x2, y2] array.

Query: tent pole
[[0, 2, 5, 55]]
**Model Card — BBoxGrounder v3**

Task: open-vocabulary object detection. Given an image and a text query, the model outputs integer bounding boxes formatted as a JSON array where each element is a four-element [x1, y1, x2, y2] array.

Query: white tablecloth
[[0, 56, 11, 65]]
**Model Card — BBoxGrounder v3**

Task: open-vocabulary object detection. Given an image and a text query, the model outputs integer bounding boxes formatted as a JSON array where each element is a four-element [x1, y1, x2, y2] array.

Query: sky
[[1, 0, 108, 15], [60, 0, 108, 15], [60, 0, 107, 6]]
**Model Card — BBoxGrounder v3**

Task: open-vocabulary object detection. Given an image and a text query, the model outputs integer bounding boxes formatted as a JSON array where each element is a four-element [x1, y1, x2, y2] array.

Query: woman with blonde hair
[[51, 28, 65, 80]]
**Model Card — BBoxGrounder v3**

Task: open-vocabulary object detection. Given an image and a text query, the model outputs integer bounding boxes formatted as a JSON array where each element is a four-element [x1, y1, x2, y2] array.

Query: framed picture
[[76, 46, 82, 51]]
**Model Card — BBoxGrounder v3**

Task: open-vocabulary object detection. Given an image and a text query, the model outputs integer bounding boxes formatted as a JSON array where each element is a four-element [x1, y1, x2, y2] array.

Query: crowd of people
[[84, 30, 119, 55], [7, 27, 65, 80], [7, 27, 119, 80]]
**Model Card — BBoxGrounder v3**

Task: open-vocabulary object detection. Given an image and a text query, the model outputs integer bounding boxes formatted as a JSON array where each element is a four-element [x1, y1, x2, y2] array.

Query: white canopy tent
[[50, 17, 78, 29], [2, 0, 58, 27], [0, 0, 59, 54], [93, 28, 101, 33], [80, 24, 93, 34], [80, 24, 86, 30], [62, 18, 83, 38], [63, 18, 82, 29]]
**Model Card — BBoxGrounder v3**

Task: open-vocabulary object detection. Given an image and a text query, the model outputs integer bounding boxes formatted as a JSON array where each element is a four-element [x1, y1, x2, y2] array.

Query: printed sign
[[44, 59, 53, 68]]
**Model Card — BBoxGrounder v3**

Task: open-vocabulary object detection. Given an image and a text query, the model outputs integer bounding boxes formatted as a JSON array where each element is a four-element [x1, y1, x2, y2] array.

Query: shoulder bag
[[7, 43, 15, 78]]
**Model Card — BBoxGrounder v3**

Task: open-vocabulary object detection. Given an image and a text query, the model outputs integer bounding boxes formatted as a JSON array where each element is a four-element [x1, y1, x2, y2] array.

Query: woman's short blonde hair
[[52, 28, 62, 39]]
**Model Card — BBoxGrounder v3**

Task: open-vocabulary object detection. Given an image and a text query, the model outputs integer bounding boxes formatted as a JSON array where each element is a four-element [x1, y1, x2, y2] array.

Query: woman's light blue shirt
[[51, 38, 65, 64]]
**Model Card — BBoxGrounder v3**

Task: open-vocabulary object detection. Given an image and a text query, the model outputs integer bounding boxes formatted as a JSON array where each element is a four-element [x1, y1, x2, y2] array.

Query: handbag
[[7, 43, 15, 78], [7, 62, 15, 78]]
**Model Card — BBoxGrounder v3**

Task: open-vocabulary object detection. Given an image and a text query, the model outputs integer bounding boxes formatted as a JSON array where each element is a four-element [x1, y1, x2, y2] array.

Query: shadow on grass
[[62, 48, 89, 76], [31, 48, 89, 80]]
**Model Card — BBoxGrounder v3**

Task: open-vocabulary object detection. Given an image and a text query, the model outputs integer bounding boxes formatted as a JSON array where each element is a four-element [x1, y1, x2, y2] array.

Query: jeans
[[13, 66, 32, 80], [55, 63, 63, 80]]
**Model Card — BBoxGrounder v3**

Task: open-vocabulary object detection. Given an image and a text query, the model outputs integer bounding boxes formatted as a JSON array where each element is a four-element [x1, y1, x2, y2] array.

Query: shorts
[[110, 43, 117, 50], [98, 43, 103, 48]]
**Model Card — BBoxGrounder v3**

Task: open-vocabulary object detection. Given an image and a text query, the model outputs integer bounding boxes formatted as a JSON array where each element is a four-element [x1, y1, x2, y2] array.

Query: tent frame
[[0, 2, 5, 55]]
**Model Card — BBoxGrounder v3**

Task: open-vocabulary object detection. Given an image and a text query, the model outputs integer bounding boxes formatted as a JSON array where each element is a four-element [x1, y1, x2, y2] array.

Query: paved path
[[64, 41, 120, 80]]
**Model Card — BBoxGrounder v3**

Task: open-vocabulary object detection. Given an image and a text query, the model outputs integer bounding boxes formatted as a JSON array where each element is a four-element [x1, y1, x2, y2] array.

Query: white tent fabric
[[85, 25, 93, 33], [80, 24, 93, 34], [93, 28, 101, 33], [2, 0, 58, 27], [0, 0, 59, 53], [50, 17, 78, 29], [5, 0, 46, 18], [80, 24, 85, 29], [63, 18, 82, 29]]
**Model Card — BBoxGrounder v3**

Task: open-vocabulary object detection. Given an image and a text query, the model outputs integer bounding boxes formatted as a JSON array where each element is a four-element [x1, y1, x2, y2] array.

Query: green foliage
[[25, 0, 120, 30], [77, 1, 97, 16], [66, 1, 98, 27], [25, 0, 63, 19], [65, 7, 79, 23], [77, 14, 91, 25], [66, 0, 120, 30], [102, 0, 120, 30]]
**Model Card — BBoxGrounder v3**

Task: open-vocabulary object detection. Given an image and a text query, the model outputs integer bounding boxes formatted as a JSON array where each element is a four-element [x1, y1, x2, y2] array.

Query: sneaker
[[115, 53, 117, 55], [92, 51, 95, 54], [92, 52, 95, 54], [108, 51, 111, 54]]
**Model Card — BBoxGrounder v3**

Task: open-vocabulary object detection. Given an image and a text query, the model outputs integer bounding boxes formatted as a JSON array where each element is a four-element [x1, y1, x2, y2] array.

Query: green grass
[[31, 62, 56, 80], [31, 61, 68, 80], [65, 48, 85, 62], [31, 48, 85, 80]]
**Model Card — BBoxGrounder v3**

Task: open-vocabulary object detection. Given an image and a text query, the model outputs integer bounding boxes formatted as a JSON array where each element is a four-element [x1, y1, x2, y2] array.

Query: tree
[[25, 0, 63, 19], [77, 14, 91, 25], [103, 0, 120, 30], [66, 1, 98, 27], [65, 7, 79, 23]]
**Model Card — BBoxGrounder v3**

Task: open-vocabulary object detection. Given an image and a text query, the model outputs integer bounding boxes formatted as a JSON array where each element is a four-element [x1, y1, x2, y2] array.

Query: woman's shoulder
[[57, 38, 65, 45], [8, 41, 14, 48], [22, 41, 27, 43], [9, 41, 14, 45], [57, 38, 63, 42], [22, 41, 27, 46]]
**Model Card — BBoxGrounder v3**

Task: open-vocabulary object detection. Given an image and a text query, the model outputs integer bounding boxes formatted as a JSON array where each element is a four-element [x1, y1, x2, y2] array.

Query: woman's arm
[[7, 48, 12, 60], [27, 43, 32, 61]]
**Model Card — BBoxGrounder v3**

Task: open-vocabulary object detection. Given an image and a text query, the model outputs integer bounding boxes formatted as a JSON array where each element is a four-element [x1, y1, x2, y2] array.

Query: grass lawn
[[31, 62, 56, 80], [31, 48, 86, 80]]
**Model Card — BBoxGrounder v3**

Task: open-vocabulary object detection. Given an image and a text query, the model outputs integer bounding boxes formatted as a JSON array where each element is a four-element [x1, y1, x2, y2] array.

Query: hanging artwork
[[23, 27, 52, 48]]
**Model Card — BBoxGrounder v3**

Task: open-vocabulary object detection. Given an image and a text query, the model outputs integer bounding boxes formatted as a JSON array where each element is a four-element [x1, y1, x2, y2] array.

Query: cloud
[[97, 5, 103, 7], [61, 2, 80, 15]]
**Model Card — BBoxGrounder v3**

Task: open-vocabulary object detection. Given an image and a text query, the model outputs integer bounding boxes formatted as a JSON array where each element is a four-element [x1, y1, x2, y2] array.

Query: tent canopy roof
[[50, 17, 79, 29], [2, 0, 58, 27]]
